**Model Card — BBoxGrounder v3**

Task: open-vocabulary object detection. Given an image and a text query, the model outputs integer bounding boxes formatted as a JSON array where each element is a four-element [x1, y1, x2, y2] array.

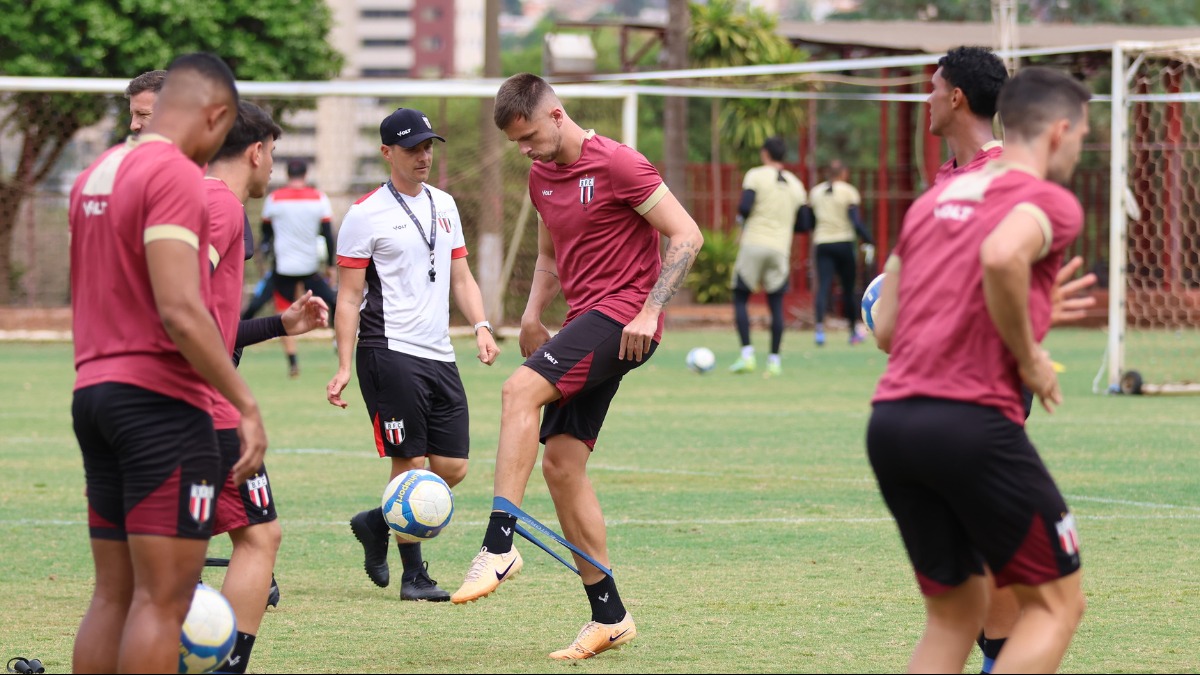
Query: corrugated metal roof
[[778, 20, 1200, 53]]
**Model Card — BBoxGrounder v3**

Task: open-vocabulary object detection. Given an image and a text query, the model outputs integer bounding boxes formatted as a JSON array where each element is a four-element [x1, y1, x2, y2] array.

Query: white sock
[[741, 346, 755, 359], [768, 354, 781, 366]]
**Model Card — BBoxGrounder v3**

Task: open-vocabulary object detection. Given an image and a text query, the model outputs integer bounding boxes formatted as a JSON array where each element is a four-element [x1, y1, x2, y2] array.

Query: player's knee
[[434, 461, 467, 488], [246, 520, 283, 554], [540, 452, 583, 489]]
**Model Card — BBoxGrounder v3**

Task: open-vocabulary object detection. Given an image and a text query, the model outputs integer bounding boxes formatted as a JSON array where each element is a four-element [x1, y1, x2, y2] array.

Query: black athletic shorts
[[73, 382, 221, 541], [866, 397, 1082, 596], [212, 428, 278, 536], [522, 310, 657, 449], [356, 347, 470, 459]]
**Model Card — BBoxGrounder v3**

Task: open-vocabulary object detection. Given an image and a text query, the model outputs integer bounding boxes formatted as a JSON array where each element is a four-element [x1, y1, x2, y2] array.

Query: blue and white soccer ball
[[179, 583, 237, 674], [686, 346, 716, 374], [861, 273, 887, 333], [382, 469, 454, 542]]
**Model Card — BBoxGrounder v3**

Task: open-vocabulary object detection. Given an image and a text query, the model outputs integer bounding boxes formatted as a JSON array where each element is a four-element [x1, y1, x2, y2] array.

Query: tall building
[[272, 0, 485, 206]]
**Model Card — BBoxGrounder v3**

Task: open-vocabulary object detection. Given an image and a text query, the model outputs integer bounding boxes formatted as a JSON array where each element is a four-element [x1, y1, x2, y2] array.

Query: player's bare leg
[[119, 534, 209, 673], [452, 366, 558, 604], [980, 582, 1021, 672], [909, 574, 988, 673], [225, 521, 281, 626], [73, 539, 134, 673], [993, 572, 1085, 673], [542, 434, 635, 660]]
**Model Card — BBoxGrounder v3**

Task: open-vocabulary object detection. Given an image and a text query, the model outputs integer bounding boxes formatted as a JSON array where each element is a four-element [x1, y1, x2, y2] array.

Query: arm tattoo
[[649, 240, 698, 308], [536, 268, 559, 279]]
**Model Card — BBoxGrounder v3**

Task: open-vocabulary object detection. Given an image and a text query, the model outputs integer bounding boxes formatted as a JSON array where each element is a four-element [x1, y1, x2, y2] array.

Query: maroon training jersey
[[873, 162, 1083, 424], [527, 132, 669, 340], [934, 140, 1004, 186], [69, 135, 214, 411], [204, 178, 247, 430]]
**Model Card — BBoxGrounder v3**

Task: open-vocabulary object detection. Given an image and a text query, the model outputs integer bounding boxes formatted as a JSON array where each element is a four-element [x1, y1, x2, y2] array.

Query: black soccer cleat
[[350, 511, 390, 588], [267, 574, 281, 608], [401, 561, 451, 602]]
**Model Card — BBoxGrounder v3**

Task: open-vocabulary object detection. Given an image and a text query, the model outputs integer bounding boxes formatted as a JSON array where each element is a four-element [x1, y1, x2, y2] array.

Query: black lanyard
[[385, 181, 437, 283]]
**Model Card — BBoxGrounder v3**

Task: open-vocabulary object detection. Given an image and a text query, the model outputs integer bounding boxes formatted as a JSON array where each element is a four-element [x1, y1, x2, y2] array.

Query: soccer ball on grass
[[686, 347, 716, 374]]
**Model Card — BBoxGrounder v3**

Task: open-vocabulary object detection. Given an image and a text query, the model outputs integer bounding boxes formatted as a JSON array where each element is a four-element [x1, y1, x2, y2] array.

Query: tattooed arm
[[620, 190, 704, 361]]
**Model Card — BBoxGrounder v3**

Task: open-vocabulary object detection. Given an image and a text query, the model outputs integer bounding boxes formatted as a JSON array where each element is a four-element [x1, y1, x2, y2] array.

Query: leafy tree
[[688, 0, 808, 156], [0, 0, 343, 303]]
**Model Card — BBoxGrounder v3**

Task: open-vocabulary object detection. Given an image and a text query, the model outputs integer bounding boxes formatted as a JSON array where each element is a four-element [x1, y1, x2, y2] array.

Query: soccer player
[[727, 136, 806, 376], [927, 46, 1096, 672], [125, 69, 166, 136], [868, 67, 1091, 673], [327, 107, 499, 602], [261, 158, 338, 378], [68, 53, 264, 674], [450, 73, 704, 660], [205, 101, 329, 673], [808, 159, 873, 346]]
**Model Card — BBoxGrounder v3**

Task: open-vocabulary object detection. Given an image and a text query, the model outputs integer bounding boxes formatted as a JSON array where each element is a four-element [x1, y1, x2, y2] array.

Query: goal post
[[1104, 40, 1200, 395]]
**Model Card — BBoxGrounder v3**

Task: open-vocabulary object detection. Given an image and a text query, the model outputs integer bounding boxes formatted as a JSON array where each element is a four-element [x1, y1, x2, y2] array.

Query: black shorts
[[866, 397, 1081, 596], [522, 310, 657, 449], [356, 347, 470, 459], [212, 429, 278, 536], [73, 382, 221, 541], [273, 271, 337, 315]]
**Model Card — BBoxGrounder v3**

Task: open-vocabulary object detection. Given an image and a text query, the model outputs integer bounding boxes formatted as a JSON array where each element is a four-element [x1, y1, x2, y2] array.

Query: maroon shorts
[[212, 429, 278, 536], [73, 382, 221, 541], [522, 310, 657, 449], [867, 397, 1082, 596]]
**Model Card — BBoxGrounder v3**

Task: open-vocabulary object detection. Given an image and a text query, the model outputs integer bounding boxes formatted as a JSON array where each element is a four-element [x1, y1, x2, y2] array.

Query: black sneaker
[[401, 561, 451, 602], [350, 511, 390, 588], [267, 574, 281, 608]]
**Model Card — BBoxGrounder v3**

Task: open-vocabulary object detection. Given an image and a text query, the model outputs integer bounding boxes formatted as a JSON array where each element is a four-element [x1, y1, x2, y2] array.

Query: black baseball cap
[[380, 107, 446, 148]]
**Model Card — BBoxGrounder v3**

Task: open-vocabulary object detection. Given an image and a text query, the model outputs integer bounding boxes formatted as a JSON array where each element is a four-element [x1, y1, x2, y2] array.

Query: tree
[[0, 0, 343, 303], [688, 0, 808, 155]]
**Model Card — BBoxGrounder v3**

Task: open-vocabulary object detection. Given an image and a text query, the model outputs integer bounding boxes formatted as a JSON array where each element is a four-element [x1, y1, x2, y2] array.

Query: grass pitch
[[1, 327, 1197, 673]]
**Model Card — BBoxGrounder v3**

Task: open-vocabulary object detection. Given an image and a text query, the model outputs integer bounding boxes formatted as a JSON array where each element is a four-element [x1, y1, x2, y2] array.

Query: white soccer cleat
[[450, 546, 523, 604]]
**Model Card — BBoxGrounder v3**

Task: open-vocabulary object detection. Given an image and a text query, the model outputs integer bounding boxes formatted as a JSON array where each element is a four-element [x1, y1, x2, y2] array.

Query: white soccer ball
[[686, 346, 716, 374], [179, 583, 237, 674], [381, 469, 454, 543], [861, 273, 886, 333]]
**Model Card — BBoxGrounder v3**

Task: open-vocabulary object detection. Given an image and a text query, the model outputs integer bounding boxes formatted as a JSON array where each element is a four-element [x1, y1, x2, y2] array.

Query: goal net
[[1106, 40, 1200, 394]]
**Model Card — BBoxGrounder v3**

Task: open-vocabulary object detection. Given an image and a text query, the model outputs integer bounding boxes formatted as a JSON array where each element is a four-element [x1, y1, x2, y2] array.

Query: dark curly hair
[[938, 46, 1008, 120]]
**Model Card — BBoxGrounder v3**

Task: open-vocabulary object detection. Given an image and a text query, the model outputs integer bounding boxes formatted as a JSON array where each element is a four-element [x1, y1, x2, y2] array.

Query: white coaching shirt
[[336, 183, 467, 362]]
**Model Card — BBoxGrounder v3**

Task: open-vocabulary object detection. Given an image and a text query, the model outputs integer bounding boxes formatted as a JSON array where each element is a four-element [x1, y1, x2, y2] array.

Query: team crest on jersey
[[437, 212, 452, 233], [247, 474, 271, 509], [579, 177, 595, 206], [189, 482, 215, 524], [384, 419, 406, 446], [1055, 512, 1080, 556]]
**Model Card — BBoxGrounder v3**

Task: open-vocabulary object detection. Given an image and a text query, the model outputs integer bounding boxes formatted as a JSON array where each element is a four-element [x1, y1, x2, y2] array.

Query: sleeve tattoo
[[649, 240, 698, 308]]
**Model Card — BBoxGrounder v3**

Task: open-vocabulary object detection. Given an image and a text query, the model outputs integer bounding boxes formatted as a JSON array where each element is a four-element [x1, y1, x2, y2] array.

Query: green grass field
[[2, 328, 1198, 673]]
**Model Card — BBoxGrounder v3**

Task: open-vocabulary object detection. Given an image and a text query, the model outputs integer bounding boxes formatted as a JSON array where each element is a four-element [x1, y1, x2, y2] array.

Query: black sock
[[584, 576, 626, 624], [365, 506, 388, 537], [217, 631, 256, 674], [976, 631, 987, 652], [982, 635, 1006, 660], [286, 353, 297, 367], [481, 512, 517, 554], [398, 541, 423, 577]]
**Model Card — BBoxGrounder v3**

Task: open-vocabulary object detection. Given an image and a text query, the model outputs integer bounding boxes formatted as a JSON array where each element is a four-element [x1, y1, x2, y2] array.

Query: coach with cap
[[329, 107, 499, 603]]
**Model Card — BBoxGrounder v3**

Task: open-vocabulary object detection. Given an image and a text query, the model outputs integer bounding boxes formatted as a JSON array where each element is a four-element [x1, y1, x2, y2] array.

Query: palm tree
[[688, 0, 808, 223]]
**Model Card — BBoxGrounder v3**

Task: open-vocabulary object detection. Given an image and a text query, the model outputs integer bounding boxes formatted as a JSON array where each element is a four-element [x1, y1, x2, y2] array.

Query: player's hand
[[327, 369, 351, 409], [518, 317, 551, 358], [477, 330, 499, 366], [281, 290, 330, 335], [619, 310, 657, 362], [1050, 256, 1098, 326], [233, 406, 268, 485], [1019, 349, 1062, 414]]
